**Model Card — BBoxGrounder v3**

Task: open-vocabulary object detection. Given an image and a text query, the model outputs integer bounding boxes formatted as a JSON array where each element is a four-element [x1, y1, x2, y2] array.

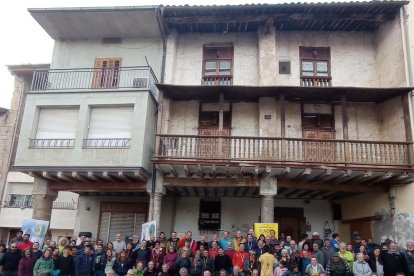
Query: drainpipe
[[402, 6, 414, 87]]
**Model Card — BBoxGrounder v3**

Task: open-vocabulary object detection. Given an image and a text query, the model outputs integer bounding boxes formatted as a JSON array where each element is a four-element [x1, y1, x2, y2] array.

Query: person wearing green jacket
[[33, 250, 54, 276]]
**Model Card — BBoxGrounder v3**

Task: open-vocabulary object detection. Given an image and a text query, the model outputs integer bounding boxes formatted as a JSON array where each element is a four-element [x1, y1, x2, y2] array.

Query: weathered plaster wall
[[51, 38, 163, 80], [275, 31, 378, 87], [259, 98, 278, 137], [347, 103, 381, 140], [168, 101, 199, 135], [160, 196, 336, 241], [285, 102, 302, 138], [376, 18, 407, 87], [231, 102, 259, 136], [379, 97, 406, 141], [172, 33, 258, 85]]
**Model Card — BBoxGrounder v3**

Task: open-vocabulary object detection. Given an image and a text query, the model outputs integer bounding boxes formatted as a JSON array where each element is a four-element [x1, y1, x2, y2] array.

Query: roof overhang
[[163, 1, 409, 32], [29, 6, 162, 40], [157, 84, 413, 103], [8, 63, 50, 81]]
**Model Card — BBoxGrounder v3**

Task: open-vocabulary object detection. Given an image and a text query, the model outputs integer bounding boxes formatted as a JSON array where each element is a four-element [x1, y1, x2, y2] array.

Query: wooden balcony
[[202, 76, 232, 86], [300, 76, 332, 87], [155, 134, 411, 167]]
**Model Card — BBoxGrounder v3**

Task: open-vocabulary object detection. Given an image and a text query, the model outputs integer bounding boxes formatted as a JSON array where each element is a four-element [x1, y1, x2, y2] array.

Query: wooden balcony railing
[[156, 134, 411, 166], [202, 76, 232, 86], [301, 76, 332, 87]]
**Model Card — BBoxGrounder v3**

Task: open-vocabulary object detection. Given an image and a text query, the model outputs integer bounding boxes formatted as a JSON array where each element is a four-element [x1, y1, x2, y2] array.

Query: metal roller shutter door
[[88, 107, 133, 139]]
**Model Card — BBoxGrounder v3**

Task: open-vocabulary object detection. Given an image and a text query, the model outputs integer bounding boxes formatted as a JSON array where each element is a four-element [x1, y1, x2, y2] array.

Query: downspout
[[402, 6, 414, 87]]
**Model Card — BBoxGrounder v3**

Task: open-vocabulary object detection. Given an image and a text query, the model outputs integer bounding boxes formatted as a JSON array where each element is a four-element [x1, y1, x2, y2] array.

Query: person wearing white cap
[[311, 232, 323, 250]]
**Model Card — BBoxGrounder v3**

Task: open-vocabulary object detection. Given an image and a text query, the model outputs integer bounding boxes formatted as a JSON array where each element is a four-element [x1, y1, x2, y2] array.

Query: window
[[202, 44, 233, 86], [8, 194, 32, 208], [84, 106, 133, 148], [92, 58, 122, 89], [299, 47, 331, 86], [302, 103, 334, 130], [31, 108, 79, 148], [279, 61, 291, 74], [198, 199, 221, 230]]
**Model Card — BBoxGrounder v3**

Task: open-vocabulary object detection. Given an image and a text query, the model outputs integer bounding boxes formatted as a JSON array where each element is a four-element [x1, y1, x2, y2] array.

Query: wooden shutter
[[92, 58, 122, 88], [108, 213, 136, 241], [88, 107, 133, 139], [35, 108, 78, 139], [99, 212, 111, 242]]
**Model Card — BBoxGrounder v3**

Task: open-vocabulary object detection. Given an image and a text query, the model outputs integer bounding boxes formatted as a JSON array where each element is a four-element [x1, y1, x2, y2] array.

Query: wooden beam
[[197, 164, 205, 178], [117, 172, 134, 183], [182, 186, 190, 196], [169, 165, 178, 177], [239, 167, 244, 178], [155, 164, 166, 176], [365, 172, 393, 185], [164, 177, 259, 187], [87, 172, 106, 182], [102, 172, 118, 183], [193, 187, 199, 196], [233, 187, 241, 196], [28, 172, 43, 179], [296, 190, 313, 198], [41, 172, 59, 182], [71, 172, 90, 183], [285, 190, 299, 198], [49, 181, 147, 192], [183, 165, 190, 177], [242, 187, 250, 196], [134, 171, 147, 183], [57, 172, 76, 183], [292, 168, 312, 182], [212, 165, 217, 178], [254, 166, 259, 179], [225, 165, 230, 178], [309, 168, 332, 182], [280, 167, 290, 178], [325, 170, 352, 183], [277, 178, 387, 193], [262, 166, 271, 177], [342, 171, 372, 184]]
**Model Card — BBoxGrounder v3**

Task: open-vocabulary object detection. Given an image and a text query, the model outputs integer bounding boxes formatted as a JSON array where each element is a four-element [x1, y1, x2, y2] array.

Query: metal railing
[[83, 138, 131, 148], [156, 134, 411, 166], [3, 201, 77, 209], [29, 138, 75, 148], [31, 66, 159, 100]]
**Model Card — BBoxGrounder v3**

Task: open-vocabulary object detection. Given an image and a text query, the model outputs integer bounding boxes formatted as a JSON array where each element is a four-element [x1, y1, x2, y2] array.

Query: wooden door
[[303, 130, 335, 162], [350, 221, 372, 245], [92, 58, 122, 89], [198, 128, 230, 158], [274, 217, 301, 242]]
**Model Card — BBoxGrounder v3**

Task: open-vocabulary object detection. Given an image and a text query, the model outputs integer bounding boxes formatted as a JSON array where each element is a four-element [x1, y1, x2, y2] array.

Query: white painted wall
[[74, 196, 149, 238], [168, 101, 200, 135], [51, 38, 163, 80]]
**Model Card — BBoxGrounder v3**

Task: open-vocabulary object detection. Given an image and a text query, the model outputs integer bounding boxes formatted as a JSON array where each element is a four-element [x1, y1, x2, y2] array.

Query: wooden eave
[[157, 84, 412, 103], [15, 166, 150, 195], [163, 2, 408, 33]]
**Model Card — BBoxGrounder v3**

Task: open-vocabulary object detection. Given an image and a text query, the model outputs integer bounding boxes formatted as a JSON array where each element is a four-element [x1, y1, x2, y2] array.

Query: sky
[[0, 0, 338, 109]]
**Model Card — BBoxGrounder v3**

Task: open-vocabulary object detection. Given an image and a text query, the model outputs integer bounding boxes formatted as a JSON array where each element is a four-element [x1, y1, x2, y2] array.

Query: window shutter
[[35, 108, 79, 139], [99, 212, 111, 242], [88, 107, 133, 138], [108, 213, 136, 241]]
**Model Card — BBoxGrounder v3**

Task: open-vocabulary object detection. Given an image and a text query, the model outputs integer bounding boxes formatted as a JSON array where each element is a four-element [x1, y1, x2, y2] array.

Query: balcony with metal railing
[[2, 201, 77, 209], [30, 66, 159, 100]]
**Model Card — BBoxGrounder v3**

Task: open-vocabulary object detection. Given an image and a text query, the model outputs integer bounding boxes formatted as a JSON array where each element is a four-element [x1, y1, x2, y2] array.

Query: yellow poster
[[254, 223, 278, 239]]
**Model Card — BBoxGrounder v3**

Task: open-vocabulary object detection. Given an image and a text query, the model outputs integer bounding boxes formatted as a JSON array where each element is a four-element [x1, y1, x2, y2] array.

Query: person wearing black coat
[[56, 246, 75, 276], [214, 248, 231, 276], [112, 251, 132, 276], [367, 247, 384, 275], [0, 243, 21, 276], [75, 245, 95, 276], [382, 243, 407, 276]]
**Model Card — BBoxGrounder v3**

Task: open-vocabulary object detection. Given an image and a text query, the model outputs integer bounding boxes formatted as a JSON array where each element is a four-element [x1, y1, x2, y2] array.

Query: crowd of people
[[0, 229, 413, 276]]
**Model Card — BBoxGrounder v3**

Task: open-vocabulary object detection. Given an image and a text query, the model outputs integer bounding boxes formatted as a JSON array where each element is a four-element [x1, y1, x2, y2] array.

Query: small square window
[[279, 61, 291, 74]]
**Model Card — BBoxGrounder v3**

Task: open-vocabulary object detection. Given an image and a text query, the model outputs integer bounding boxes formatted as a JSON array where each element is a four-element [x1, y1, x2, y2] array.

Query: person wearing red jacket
[[178, 232, 197, 254], [232, 243, 249, 273], [17, 234, 33, 252]]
